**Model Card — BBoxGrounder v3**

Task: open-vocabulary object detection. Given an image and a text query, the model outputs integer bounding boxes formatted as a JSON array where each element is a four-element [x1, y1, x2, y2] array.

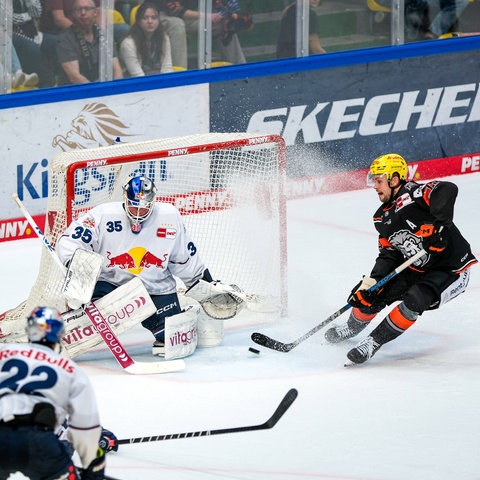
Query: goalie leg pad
[[60, 277, 156, 358], [185, 280, 246, 320], [197, 310, 224, 348], [160, 297, 201, 360]]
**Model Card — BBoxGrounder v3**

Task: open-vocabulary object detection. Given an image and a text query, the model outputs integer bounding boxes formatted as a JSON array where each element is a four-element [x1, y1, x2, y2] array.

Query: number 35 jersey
[[56, 201, 206, 295]]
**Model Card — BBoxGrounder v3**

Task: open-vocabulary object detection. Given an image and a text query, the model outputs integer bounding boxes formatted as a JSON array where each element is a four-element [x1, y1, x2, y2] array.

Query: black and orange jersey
[[370, 180, 477, 279]]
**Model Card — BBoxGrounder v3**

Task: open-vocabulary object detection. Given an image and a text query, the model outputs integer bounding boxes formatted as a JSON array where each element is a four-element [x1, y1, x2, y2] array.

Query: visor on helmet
[[366, 172, 388, 187]]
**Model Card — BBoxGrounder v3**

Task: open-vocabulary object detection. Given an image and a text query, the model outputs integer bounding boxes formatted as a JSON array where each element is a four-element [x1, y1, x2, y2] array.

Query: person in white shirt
[[0, 306, 105, 480], [120, 1, 173, 77]]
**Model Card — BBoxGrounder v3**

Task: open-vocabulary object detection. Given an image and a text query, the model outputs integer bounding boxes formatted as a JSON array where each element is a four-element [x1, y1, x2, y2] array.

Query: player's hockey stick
[[251, 249, 427, 352], [82, 301, 185, 374], [12, 194, 185, 375], [117, 388, 298, 445]]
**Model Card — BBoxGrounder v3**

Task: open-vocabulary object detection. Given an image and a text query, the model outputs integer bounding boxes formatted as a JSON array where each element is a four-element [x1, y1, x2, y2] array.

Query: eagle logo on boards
[[52, 103, 136, 151]]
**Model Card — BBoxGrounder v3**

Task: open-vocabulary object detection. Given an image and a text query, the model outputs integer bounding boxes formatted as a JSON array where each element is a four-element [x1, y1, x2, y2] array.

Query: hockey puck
[[249, 347, 260, 355]]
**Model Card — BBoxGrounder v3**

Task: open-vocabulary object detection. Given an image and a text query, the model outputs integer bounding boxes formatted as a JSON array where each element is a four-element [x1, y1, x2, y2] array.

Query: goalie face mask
[[123, 175, 157, 233], [27, 306, 65, 344]]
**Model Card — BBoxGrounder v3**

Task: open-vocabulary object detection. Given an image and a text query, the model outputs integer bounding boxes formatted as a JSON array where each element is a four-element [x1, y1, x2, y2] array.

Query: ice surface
[[1, 173, 479, 480]]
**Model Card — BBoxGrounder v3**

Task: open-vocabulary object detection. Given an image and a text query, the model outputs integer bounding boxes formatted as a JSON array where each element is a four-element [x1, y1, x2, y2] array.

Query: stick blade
[[264, 388, 298, 428], [251, 332, 294, 352], [124, 359, 185, 375]]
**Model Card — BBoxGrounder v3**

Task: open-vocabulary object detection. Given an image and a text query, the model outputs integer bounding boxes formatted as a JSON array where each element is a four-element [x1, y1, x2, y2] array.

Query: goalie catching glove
[[347, 276, 381, 308], [185, 269, 246, 320]]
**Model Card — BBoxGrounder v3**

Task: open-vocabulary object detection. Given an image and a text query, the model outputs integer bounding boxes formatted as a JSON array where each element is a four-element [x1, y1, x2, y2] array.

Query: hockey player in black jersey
[[325, 153, 478, 365]]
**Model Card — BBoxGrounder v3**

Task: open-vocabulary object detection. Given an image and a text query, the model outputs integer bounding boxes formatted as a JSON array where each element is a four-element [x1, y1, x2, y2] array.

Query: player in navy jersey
[[325, 154, 477, 365], [0, 306, 105, 479]]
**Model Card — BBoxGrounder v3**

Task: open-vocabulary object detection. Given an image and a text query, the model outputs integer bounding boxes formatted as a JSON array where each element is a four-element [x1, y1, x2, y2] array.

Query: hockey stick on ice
[[82, 301, 185, 374], [117, 388, 298, 445], [251, 249, 427, 352], [12, 194, 185, 375]]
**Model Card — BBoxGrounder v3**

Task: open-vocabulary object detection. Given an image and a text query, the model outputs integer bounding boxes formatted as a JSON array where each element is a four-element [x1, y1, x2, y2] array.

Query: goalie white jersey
[[56, 202, 206, 295]]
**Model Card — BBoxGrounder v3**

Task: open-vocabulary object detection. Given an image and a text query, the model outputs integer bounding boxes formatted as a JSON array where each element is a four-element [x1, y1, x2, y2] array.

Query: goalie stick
[[251, 249, 427, 352], [82, 301, 185, 374], [117, 388, 298, 445], [12, 193, 103, 309], [12, 193, 67, 274], [12, 194, 185, 375]]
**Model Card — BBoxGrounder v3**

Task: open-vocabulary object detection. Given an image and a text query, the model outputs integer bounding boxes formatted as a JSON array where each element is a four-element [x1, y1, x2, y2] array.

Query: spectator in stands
[[40, 0, 129, 46], [40, 0, 74, 34], [5, 43, 39, 88], [129, 1, 189, 69], [276, 0, 326, 59], [161, 0, 253, 65], [120, 1, 173, 76], [13, 0, 58, 87], [56, 0, 123, 84], [420, 0, 469, 38]]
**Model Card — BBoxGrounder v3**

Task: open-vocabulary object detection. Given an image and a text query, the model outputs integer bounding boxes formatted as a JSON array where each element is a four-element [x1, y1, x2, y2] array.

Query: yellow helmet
[[369, 153, 408, 183]]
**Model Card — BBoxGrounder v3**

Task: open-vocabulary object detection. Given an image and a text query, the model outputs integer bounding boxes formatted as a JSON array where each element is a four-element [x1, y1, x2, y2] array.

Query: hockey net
[[0, 133, 287, 336]]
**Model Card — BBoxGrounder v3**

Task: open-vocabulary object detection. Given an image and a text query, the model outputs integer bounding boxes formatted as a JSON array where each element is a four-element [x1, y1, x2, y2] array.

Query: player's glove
[[98, 427, 118, 453], [420, 224, 447, 255], [347, 276, 379, 308], [80, 448, 105, 480]]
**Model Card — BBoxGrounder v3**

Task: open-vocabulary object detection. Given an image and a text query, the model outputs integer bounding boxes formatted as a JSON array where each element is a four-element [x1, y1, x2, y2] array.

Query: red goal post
[[1, 133, 287, 333]]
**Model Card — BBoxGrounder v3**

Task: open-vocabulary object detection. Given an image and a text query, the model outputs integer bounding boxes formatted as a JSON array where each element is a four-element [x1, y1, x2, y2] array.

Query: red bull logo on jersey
[[83, 216, 95, 229], [106, 247, 168, 274]]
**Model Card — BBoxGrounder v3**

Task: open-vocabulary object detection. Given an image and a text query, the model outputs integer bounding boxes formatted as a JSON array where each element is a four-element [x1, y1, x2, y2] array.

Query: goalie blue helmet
[[123, 175, 157, 233], [27, 306, 65, 344]]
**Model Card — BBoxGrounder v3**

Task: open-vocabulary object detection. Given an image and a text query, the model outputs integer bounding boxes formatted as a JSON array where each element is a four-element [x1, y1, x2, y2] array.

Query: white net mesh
[[1, 133, 287, 336]]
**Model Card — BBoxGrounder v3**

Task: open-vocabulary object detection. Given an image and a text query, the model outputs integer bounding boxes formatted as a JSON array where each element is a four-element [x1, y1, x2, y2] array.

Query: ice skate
[[325, 316, 368, 343], [345, 336, 381, 366], [152, 340, 165, 357]]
